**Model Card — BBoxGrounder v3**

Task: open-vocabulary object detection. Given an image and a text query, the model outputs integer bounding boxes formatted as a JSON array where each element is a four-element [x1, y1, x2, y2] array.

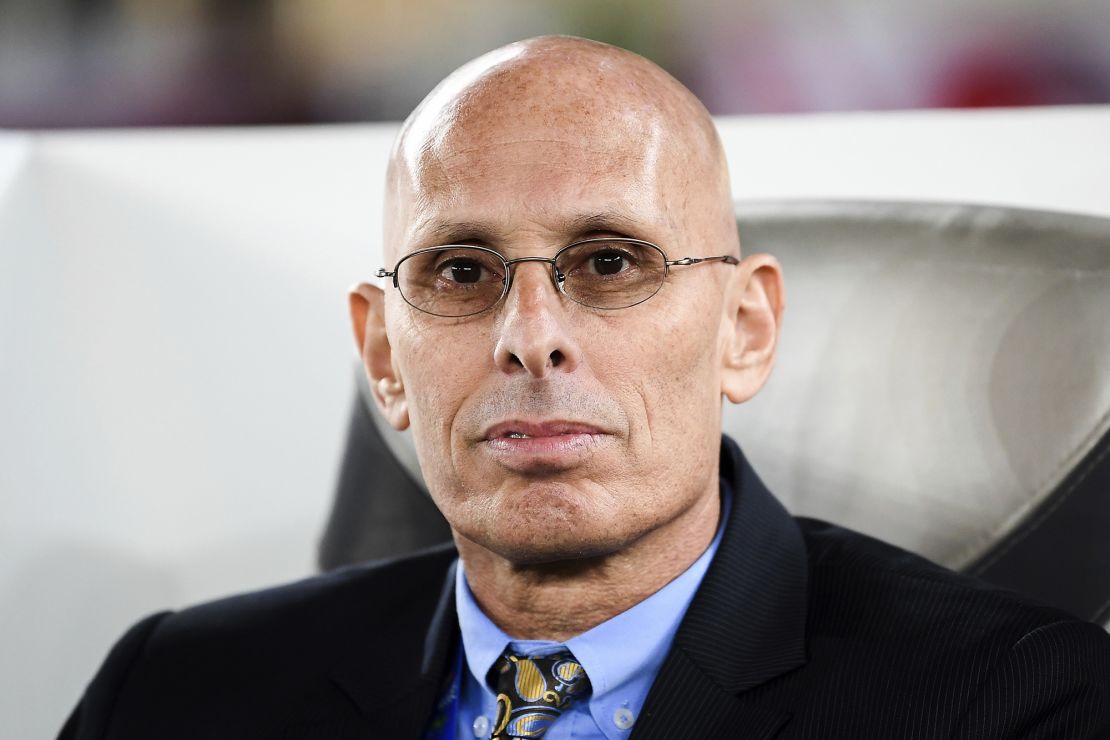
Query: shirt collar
[[455, 482, 732, 702]]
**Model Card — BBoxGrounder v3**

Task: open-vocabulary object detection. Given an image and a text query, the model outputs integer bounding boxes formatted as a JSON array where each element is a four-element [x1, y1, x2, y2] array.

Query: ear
[[720, 253, 785, 404], [349, 283, 409, 430]]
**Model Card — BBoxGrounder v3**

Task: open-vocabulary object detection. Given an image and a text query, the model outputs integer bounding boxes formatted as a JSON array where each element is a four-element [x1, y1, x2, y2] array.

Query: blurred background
[[2, 0, 1110, 128]]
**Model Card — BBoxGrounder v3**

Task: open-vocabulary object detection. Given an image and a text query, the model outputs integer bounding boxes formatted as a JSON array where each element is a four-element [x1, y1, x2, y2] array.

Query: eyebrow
[[412, 211, 647, 249], [564, 211, 644, 238], [417, 220, 501, 246]]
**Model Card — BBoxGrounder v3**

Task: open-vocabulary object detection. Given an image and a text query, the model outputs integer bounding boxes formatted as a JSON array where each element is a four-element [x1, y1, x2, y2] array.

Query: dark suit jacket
[[61, 438, 1110, 739]]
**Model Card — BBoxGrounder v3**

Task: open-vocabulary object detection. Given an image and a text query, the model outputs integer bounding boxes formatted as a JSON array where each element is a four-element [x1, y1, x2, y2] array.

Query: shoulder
[[796, 516, 1086, 641], [134, 542, 458, 676], [792, 518, 1110, 733], [61, 543, 457, 740], [153, 541, 458, 645]]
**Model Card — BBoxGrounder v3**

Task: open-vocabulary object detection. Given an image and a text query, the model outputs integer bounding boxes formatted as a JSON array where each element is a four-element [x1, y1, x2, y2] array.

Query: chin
[[450, 480, 636, 565], [489, 528, 630, 566]]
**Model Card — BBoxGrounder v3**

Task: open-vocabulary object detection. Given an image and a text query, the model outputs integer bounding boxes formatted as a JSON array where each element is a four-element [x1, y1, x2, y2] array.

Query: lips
[[483, 420, 606, 441], [480, 419, 611, 469]]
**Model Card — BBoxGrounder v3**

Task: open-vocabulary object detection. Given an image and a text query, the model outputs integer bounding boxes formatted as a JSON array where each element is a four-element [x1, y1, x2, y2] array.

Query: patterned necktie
[[487, 648, 591, 739]]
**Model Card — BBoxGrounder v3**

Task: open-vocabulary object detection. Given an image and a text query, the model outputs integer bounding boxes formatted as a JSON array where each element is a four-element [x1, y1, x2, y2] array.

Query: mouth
[[481, 420, 611, 470], [484, 420, 606, 441]]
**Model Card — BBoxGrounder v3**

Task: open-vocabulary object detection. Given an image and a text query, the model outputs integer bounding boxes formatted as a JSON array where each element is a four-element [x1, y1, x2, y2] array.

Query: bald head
[[383, 35, 737, 263]]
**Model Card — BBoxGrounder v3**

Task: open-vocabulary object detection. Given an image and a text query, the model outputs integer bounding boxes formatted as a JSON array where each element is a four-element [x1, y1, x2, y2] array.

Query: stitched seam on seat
[[971, 424, 1110, 572], [1092, 593, 1110, 627], [1027, 403, 1110, 517], [952, 412, 1109, 568]]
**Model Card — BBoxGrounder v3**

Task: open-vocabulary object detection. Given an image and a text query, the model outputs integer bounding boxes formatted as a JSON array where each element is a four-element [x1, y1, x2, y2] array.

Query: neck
[[456, 483, 722, 642]]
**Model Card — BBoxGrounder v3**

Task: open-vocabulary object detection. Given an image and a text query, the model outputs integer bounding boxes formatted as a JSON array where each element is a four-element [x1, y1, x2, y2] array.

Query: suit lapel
[[326, 558, 460, 740], [633, 437, 808, 739]]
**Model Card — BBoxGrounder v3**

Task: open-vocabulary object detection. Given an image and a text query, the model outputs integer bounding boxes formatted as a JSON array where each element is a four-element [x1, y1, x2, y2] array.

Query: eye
[[558, 240, 655, 283], [438, 257, 487, 284], [429, 252, 505, 287], [567, 244, 642, 277], [589, 249, 631, 276]]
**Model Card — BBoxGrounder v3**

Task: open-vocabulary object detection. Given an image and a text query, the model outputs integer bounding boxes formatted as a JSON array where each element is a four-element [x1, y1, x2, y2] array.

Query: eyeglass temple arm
[[665, 255, 740, 267]]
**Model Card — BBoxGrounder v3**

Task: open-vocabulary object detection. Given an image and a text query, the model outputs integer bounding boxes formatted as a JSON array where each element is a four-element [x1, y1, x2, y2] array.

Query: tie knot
[[487, 648, 591, 739]]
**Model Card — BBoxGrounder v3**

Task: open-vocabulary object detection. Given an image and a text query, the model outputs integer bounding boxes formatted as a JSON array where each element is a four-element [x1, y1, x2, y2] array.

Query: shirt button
[[472, 715, 491, 737], [613, 706, 636, 730]]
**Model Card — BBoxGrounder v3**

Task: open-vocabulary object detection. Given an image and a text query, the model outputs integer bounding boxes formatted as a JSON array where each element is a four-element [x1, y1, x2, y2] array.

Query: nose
[[493, 261, 581, 378]]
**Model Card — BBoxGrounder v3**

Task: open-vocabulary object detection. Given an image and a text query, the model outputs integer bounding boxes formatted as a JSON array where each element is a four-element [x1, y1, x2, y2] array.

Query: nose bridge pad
[[553, 264, 567, 292]]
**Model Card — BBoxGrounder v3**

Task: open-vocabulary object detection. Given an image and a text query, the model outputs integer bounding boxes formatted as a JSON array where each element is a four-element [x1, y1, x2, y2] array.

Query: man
[[61, 36, 1110, 740]]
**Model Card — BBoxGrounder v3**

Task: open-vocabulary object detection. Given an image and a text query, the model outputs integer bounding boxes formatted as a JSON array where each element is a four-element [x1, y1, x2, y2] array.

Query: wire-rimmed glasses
[[376, 237, 739, 318]]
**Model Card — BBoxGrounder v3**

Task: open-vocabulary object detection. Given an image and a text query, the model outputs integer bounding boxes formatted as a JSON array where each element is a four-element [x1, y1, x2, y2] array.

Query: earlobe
[[349, 283, 410, 430], [720, 254, 785, 404]]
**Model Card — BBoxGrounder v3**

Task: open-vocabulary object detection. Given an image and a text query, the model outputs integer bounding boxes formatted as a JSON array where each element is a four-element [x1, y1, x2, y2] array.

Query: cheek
[[395, 334, 487, 517], [396, 323, 487, 447], [624, 301, 721, 412], [616, 296, 724, 478]]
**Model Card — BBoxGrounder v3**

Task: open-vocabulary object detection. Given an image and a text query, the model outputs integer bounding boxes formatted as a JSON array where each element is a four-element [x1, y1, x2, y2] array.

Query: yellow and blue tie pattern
[[488, 649, 590, 739]]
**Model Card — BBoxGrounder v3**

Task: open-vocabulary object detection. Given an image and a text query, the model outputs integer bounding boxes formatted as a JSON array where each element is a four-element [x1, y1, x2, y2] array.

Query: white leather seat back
[[726, 200, 1110, 570]]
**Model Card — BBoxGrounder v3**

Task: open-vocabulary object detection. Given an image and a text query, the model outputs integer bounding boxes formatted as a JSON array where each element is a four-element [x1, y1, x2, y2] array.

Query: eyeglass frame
[[376, 237, 740, 317]]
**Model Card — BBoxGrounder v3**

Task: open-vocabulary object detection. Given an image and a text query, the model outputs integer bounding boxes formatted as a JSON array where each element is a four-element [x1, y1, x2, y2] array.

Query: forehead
[[384, 43, 729, 259], [399, 113, 681, 250]]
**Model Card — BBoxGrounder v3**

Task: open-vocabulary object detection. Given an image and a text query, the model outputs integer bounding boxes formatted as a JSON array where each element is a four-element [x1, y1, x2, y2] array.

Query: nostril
[[509, 353, 524, 368], [550, 350, 565, 367]]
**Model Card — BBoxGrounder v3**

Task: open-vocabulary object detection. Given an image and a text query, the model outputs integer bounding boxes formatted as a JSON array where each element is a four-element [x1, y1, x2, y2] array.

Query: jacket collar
[[678, 435, 808, 691], [632, 435, 808, 739]]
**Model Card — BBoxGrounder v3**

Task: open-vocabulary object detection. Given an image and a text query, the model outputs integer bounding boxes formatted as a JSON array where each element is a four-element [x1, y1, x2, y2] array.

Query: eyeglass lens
[[395, 240, 667, 317]]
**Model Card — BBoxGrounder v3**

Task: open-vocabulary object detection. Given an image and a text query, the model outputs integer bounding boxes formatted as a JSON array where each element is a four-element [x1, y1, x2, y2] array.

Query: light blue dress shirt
[[452, 484, 731, 739]]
